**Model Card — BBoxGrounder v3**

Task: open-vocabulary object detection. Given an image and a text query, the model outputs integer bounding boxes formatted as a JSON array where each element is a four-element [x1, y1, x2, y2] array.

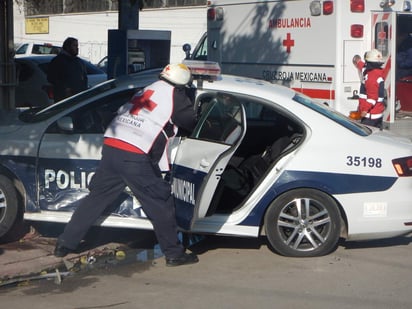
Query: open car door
[[171, 93, 246, 230]]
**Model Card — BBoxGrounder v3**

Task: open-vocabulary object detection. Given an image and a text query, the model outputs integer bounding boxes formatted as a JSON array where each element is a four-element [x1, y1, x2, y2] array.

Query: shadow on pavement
[[342, 234, 412, 250], [189, 235, 267, 255]]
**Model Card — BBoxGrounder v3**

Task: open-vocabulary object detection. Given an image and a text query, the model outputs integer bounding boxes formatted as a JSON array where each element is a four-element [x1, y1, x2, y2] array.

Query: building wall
[[13, 5, 207, 64]]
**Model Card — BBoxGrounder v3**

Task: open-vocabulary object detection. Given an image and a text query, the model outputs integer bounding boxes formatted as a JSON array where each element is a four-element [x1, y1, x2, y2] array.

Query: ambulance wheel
[[0, 175, 25, 243], [264, 188, 341, 257]]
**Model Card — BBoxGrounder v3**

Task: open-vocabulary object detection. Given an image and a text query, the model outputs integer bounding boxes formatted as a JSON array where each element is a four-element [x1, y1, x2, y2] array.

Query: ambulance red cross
[[0, 61, 412, 257]]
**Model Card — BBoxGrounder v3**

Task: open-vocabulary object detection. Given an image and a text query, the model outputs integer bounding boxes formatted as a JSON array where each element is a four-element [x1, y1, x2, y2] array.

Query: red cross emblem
[[283, 33, 295, 53], [129, 90, 157, 115], [378, 28, 387, 40]]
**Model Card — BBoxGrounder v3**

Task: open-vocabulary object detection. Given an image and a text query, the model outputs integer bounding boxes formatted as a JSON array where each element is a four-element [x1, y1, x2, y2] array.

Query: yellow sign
[[25, 17, 49, 34]]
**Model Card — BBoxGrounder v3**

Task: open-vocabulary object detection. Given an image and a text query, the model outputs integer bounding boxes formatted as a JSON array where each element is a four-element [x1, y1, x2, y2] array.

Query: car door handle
[[200, 158, 210, 168]]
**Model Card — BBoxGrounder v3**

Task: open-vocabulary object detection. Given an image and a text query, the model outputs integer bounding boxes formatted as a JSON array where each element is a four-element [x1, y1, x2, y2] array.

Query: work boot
[[165, 252, 199, 267], [53, 244, 74, 257]]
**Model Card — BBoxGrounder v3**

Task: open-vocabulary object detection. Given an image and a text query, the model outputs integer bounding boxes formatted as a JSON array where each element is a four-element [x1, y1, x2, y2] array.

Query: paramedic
[[357, 49, 385, 128], [47, 37, 88, 102], [54, 63, 199, 267]]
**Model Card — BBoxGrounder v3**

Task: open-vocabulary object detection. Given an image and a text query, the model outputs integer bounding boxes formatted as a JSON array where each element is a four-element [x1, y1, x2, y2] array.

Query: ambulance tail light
[[392, 157, 412, 176], [351, 24, 364, 38], [351, 0, 365, 12], [207, 7, 224, 21], [323, 1, 334, 15]]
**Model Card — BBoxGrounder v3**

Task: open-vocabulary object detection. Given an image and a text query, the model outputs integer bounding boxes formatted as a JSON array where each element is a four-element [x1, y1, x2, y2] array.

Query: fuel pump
[[107, 29, 171, 79]]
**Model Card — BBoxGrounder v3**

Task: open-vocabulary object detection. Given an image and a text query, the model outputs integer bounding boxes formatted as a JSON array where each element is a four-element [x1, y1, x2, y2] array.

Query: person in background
[[54, 63, 199, 267], [357, 49, 386, 128], [47, 37, 88, 102]]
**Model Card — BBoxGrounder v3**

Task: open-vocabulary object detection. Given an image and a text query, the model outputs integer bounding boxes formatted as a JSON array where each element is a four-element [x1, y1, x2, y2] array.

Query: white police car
[[1, 62, 412, 257]]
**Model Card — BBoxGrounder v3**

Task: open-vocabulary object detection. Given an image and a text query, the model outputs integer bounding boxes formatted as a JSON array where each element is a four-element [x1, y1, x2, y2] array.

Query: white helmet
[[160, 63, 191, 86], [365, 49, 383, 63]]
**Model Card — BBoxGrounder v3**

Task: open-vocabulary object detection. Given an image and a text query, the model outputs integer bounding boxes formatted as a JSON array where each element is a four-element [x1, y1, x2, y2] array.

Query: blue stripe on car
[[238, 170, 398, 226]]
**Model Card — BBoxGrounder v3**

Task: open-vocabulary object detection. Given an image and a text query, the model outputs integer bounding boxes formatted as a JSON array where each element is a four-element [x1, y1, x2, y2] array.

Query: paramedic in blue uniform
[[54, 63, 199, 267], [357, 49, 386, 128]]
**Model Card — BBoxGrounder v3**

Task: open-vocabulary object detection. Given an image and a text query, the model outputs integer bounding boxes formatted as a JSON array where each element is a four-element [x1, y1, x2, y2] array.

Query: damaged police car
[[1, 62, 412, 257]]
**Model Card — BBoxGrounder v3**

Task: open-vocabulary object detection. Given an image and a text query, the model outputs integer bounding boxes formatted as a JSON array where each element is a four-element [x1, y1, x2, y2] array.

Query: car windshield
[[19, 80, 117, 123], [293, 93, 371, 136]]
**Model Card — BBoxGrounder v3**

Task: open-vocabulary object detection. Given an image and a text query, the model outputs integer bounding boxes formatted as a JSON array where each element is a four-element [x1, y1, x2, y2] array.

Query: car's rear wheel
[[264, 188, 341, 257], [0, 175, 25, 243]]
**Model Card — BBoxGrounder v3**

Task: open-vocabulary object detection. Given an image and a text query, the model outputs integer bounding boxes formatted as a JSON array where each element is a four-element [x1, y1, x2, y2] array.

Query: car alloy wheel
[[264, 188, 341, 257]]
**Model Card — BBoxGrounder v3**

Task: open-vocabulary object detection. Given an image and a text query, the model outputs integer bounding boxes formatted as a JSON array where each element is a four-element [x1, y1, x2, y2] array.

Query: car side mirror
[[183, 43, 192, 60]]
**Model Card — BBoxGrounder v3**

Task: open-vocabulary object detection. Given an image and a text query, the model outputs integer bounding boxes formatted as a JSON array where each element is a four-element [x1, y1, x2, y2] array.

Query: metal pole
[[118, 0, 141, 30], [0, 0, 16, 112]]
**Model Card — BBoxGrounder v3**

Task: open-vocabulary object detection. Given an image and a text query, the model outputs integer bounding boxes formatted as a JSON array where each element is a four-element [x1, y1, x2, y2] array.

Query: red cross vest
[[104, 80, 177, 171]]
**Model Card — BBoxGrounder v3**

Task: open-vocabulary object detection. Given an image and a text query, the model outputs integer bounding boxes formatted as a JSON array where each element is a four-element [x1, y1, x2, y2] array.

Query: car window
[[32, 44, 61, 55], [15, 43, 28, 55], [46, 89, 137, 134], [192, 33, 208, 61], [293, 93, 371, 136], [19, 80, 119, 123], [84, 61, 105, 75], [16, 62, 34, 82], [193, 92, 244, 144]]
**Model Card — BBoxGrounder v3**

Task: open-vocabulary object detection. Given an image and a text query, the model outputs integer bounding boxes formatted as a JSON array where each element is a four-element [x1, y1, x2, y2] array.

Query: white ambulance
[[188, 0, 412, 127]]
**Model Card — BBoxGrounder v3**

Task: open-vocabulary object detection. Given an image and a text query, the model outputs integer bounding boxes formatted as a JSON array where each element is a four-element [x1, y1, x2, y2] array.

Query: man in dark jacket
[[47, 37, 88, 102], [54, 63, 199, 267]]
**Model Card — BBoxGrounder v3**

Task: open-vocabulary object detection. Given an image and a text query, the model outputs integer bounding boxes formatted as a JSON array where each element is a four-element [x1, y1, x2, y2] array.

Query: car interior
[[195, 92, 304, 215]]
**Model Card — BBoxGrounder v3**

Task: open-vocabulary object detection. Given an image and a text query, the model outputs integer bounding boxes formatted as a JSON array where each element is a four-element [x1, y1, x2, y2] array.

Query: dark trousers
[[361, 116, 383, 128], [57, 145, 184, 258]]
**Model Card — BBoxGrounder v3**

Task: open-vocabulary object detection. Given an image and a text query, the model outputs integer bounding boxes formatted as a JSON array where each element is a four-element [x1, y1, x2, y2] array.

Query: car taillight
[[392, 156, 412, 176], [42, 85, 54, 100], [351, 0, 365, 12]]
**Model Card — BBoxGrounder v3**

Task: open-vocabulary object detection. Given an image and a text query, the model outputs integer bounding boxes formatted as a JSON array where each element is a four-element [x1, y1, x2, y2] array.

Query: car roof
[[14, 55, 55, 63], [197, 74, 296, 102]]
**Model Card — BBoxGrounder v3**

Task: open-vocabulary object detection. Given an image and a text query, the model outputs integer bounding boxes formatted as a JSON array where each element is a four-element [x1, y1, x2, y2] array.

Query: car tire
[[264, 188, 341, 257], [0, 175, 25, 243]]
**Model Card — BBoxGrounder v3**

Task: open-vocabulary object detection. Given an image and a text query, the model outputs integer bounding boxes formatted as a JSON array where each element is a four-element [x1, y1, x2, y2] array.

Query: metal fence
[[22, 0, 207, 16]]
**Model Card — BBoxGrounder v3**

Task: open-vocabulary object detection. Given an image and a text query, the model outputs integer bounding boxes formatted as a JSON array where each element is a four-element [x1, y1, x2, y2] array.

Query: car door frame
[[171, 92, 247, 230]]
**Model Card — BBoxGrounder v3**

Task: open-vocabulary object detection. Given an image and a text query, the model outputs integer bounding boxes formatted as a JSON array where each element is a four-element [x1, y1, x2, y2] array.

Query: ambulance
[[188, 0, 412, 127]]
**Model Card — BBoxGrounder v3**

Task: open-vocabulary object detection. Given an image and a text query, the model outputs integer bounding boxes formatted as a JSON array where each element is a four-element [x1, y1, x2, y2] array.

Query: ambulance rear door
[[171, 93, 246, 230], [371, 11, 396, 124]]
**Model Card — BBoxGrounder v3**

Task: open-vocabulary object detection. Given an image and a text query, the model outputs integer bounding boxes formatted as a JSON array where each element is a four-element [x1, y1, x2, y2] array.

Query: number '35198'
[[346, 156, 382, 168]]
